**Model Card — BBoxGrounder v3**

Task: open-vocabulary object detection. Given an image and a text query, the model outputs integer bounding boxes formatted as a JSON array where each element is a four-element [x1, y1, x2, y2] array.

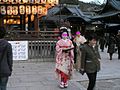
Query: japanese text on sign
[[9, 41, 28, 60]]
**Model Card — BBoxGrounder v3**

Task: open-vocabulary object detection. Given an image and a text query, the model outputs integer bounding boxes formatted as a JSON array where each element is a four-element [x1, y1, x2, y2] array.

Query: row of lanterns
[[0, 0, 59, 4], [0, 0, 59, 15], [0, 6, 47, 15]]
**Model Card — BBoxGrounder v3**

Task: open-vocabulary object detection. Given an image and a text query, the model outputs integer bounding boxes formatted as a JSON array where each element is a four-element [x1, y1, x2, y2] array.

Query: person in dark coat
[[0, 27, 13, 90], [106, 34, 116, 60], [116, 30, 120, 59], [99, 36, 106, 52], [80, 34, 101, 90]]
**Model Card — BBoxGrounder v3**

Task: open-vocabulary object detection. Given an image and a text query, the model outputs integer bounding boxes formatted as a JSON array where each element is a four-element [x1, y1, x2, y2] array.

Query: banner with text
[[9, 41, 28, 60]]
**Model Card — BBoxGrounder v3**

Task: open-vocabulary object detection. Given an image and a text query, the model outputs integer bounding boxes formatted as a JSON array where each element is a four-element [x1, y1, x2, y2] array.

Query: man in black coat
[[0, 27, 13, 90]]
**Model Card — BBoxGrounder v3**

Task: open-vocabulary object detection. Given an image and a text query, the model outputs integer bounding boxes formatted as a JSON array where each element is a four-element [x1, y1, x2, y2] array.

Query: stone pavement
[[7, 48, 120, 90]]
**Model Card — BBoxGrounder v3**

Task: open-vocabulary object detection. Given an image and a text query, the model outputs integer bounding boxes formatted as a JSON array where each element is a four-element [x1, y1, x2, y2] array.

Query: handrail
[[5, 30, 60, 40]]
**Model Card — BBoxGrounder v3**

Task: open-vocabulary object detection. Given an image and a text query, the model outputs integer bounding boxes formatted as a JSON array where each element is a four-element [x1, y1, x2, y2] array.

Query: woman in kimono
[[55, 32, 74, 88], [73, 31, 87, 71]]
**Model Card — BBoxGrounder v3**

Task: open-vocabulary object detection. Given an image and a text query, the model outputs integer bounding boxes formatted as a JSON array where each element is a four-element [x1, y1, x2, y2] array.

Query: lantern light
[[12, 6, 18, 15], [19, 5, 25, 14], [42, 7, 47, 15], [7, 6, 12, 15], [26, 6, 31, 14], [41, 0, 46, 4], [32, 6, 37, 14], [0, 6, 6, 15], [23, 0, 29, 3], [35, 0, 40, 3], [38, 6, 42, 14]]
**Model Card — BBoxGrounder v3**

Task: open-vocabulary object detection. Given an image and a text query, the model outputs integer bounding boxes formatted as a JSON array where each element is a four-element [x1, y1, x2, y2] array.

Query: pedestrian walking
[[55, 32, 74, 88], [73, 31, 86, 71], [0, 27, 13, 90], [106, 34, 116, 60], [99, 35, 106, 52], [116, 30, 120, 59], [80, 34, 101, 90]]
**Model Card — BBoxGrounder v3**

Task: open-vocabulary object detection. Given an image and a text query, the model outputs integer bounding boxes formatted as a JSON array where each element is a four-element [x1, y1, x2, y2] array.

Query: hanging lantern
[[16, 0, 21, 3], [26, 6, 31, 14], [3, 0, 7, 2], [9, 0, 14, 3], [47, 0, 52, 4], [12, 6, 18, 15], [14, 20, 17, 24], [38, 6, 42, 14], [35, 0, 40, 3], [32, 6, 37, 14], [40, 0, 46, 4], [4, 19, 6, 24], [0, 6, 6, 15], [7, 6, 12, 15], [42, 7, 47, 15], [23, 0, 29, 3], [19, 5, 25, 14], [9, 19, 13, 24]]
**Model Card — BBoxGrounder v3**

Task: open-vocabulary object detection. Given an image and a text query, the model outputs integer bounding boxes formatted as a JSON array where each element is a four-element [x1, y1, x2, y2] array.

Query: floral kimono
[[55, 39, 74, 83]]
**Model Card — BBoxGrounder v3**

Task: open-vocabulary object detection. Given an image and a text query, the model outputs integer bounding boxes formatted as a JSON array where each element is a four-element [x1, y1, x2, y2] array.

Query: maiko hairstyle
[[0, 27, 6, 39]]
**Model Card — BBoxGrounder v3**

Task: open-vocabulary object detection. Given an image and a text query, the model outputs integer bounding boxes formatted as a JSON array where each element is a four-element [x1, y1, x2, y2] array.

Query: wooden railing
[[28, 40, 57, 61], [5, 30, 59, 40]]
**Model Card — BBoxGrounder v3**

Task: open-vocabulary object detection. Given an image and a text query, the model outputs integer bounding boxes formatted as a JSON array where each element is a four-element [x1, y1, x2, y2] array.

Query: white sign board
[[9, 41, 28, 60]]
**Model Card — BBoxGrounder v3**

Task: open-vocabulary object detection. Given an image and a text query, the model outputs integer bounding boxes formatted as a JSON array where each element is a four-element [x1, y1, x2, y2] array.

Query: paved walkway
[[7, 48, 120, 90]]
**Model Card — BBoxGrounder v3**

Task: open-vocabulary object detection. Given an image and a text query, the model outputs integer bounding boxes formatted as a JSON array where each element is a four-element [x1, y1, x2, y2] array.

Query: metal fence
[[28, 40, 57, 62]]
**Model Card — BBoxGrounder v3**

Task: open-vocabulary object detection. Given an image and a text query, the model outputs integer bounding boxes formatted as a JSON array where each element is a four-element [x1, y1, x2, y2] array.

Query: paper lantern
[[26, 6, 31, 14], [3, 0, 7, 2], [19, 5, 25, 14], [47, 0, 52, 4], [9, 19, 13, 24], [16, 0, 21, 3], [32, 6, 37, 14], [0, 6, 6, 15], [14, 20, 17, 24], [12, 6, 18, 15], [23, 0, 29, 3], [42, 7, 47, 15], [7, 6, 12, 15], [38, 6, 42, 14], [4, 19, 6, 24], [40, 0, 46, 4], [35, 0, 40, 3], [9, 0, 14, 3]]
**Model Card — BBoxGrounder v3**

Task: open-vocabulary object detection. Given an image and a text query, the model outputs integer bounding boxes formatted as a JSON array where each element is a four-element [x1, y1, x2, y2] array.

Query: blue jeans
[[0, 77, 8, 90]]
